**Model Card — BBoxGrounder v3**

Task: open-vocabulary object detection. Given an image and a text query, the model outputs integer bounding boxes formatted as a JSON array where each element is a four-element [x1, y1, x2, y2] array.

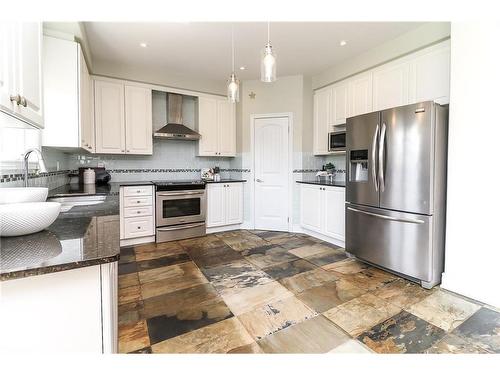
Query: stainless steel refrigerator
[[345, 101, 448, 289]]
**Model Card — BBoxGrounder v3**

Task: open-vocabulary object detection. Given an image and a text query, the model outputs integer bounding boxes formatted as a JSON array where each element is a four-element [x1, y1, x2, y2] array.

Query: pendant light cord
[[231, 24, 235, 72], [267, 21, 270, 44]]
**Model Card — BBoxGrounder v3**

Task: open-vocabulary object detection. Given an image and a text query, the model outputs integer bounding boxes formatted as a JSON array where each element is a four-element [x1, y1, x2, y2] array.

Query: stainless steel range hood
[[153, 93, 201, 140]]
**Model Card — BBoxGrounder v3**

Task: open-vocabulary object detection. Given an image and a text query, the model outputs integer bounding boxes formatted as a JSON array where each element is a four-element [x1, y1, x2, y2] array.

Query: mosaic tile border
[[293, 169, 346, 174], [1, 168, 252, 183], [0, 170, 70, 183]]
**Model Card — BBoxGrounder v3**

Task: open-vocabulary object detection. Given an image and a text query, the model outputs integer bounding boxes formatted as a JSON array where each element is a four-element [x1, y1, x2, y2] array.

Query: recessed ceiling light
[[340, 40, 347, 46], [239, 66, 246, 70], [139, 42, 148, 48]]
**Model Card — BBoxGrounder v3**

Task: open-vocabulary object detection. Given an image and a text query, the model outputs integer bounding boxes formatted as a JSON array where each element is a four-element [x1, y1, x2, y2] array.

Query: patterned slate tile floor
[[118, 230, 500, 354]]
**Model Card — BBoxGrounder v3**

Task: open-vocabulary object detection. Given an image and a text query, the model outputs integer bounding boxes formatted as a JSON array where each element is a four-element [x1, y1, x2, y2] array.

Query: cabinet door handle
[[136, 200, 141, 203], [137, 210, 141, 214], [9, 94, 21, 105], [137, 226, 141, 229], [20, 97, 27, 107]]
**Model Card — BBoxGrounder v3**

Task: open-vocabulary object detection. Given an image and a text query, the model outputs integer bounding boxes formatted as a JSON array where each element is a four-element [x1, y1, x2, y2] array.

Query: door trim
[[249, 113, 293, 232]]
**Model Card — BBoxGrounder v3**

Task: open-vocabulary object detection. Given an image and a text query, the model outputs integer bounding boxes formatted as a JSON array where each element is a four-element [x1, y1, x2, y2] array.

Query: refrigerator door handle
[[371, 124, 379, 192], [347, 206, 425, 224], [378, 122, 387, 192]]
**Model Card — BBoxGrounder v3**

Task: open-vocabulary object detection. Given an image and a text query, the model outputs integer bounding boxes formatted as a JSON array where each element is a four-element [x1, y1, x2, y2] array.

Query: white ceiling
[[83, 22, 425, 82]]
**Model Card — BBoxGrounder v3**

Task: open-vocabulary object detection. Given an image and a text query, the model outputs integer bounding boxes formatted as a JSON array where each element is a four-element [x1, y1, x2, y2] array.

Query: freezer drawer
[[346, 203, 434, 282]]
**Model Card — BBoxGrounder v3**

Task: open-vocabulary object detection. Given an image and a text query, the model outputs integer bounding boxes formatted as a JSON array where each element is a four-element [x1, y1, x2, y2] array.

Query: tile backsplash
[[66, 139, 242, 182]]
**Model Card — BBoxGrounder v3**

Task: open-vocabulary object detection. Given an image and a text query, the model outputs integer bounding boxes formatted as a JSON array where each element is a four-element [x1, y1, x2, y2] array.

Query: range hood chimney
[[153, 93, 201, 140]]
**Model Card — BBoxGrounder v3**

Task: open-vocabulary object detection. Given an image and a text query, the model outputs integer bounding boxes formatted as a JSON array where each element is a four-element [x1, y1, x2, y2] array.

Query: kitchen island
[[0, 184, 122, 353]]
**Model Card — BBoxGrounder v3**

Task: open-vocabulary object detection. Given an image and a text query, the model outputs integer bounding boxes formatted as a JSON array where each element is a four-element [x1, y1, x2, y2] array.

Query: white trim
[[247, 113, 294, 232], [206, 224, 242, 234], [293, 225, 345, 248], [90, 74, 225, 100]]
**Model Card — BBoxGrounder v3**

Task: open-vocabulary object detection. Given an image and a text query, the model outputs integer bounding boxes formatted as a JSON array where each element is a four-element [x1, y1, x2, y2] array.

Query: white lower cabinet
[[0, 263, 117, 353], [300, 184, 345, 242], [120, 185, 155, 242], [300, 184, 323, 231], [207, 182, 243, 229]]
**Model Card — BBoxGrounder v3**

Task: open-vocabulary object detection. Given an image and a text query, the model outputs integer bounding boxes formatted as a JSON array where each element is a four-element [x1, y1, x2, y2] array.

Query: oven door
[[156, 190, 206, 227]]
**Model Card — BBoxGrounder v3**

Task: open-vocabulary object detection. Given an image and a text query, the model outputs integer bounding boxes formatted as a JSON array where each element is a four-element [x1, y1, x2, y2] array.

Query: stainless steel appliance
[[328, 130, 346, 152], [345, 101, 448, 288], [153, 93, 201, 140], [154, 180, 206, 242]]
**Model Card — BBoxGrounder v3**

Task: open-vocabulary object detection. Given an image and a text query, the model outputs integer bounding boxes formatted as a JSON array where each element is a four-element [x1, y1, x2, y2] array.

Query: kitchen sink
[[48, 195, 106, 212]]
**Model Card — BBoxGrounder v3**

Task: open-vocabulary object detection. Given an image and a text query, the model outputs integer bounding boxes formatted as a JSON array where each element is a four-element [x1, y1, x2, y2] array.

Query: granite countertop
[[204, 179, 247, 184], [48, 181, 154, 198], [296, 180, 346, 188], [1, 186, 121, 281]]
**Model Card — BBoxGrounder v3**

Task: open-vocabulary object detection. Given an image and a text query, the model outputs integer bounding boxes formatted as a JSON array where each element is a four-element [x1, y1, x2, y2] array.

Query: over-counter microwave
[[329, 130, 346, 152]]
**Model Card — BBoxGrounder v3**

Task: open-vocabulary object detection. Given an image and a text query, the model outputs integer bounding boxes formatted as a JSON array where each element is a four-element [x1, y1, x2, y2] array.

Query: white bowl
[[0, 202, 61, 237], [0, 187, 48, 204]]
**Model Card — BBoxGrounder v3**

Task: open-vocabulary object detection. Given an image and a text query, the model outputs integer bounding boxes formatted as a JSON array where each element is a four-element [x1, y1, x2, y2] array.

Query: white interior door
[[254, 116, 289, 231]]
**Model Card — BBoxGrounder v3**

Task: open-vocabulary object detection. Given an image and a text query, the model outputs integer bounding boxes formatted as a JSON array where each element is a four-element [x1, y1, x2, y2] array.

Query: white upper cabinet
[[331, 81, 350, 125], [80, 47, 94, 152], [217, 99, 236, 156], [313, 88, 331, 155], [197, 96, 218, 156], [197, 96, 236, 157], [94, 78, 152, 155], [94, 80, 126, 154], [125, 85, 152, 155], [372, 60, 410, 111], [409, 40, 450, 105], [42, 36, 94, 151], [0, 22, 43, 128], [349, 71, 373, 117], [313, 40, 451, 141]]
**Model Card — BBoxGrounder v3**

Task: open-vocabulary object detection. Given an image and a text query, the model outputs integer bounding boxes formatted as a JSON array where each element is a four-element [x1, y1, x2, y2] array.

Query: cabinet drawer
[[123, 196, 153, 208], [123, 206, 153, 218], [123, 217, 154, 238], [123, 186, 153, 197]]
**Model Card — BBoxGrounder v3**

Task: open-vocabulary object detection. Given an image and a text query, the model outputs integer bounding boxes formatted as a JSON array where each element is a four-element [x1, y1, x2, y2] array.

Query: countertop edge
[[296, 180, 346, 188], [0, 253, 120, 282], [204, 179, 247, 184]]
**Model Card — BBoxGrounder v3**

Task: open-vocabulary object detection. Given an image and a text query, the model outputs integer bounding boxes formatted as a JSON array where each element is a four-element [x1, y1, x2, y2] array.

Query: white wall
[[238, 75, 312, 226], [312, 22, 450, 89], [441, 22, 500, 307]]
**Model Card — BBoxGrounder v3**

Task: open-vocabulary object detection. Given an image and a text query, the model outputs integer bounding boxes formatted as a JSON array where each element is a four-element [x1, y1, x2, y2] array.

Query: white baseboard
[[240, 221, 253, 230], [206, 224, 243, 234], [294, 226, 345, 248], [120, 236, 156, 247]]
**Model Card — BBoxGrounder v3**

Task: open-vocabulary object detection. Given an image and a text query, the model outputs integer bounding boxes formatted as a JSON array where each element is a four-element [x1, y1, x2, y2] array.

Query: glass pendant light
[[227, 25, 240, 103], [261, 21, 276, 82]]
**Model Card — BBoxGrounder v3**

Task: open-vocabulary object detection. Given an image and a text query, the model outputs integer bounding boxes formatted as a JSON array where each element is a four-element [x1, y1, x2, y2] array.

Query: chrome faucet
[[23, 148, 48, 187]]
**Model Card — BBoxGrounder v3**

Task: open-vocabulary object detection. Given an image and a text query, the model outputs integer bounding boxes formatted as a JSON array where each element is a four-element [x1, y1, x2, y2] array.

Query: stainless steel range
[[153, 180, 206, 243]]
